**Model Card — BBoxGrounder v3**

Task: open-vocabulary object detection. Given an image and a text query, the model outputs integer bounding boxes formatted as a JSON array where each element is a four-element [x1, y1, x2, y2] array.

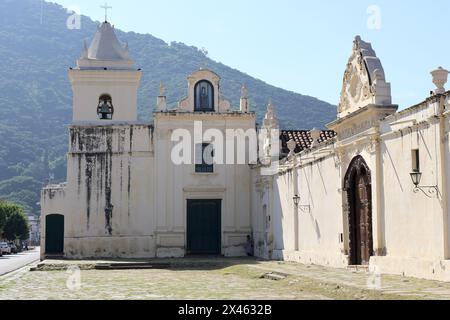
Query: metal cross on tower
[[101, 3, 112, 22]]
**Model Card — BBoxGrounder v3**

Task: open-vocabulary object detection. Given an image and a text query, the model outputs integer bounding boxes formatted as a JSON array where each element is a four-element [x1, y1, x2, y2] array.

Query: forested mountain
[[0, 0, 336, 214]]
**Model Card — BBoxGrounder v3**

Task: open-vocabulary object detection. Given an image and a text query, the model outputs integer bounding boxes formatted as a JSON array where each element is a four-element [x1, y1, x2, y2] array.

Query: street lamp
[[410, 171, 422, 187], [293, 195, 311, 213], [409, 171, 439, 198], [293, 195, 300, 208]]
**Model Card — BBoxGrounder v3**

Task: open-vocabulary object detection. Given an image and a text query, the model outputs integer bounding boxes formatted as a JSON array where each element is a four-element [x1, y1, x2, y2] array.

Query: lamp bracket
[[299, 205, 311, 213], [413, 186, 439, 198]]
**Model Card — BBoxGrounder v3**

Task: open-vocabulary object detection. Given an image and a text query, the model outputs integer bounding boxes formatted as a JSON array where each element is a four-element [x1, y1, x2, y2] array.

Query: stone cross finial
[[159, 82, 165, 97], [263, 99, 278, 129], [287, 139, 297, 158], [240, 85, 249, 112], [101, 3, 112, 22], [241, 85, 248, 99], [267, 98, 273, 110], [310, 128, 322, 148], [157, 82, 167, 111], [431, 67, 449, 95]]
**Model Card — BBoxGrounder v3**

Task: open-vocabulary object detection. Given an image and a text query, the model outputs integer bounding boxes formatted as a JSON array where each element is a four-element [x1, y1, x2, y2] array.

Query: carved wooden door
[[356, 174, 373, 265], [346, 156, 373, 266]]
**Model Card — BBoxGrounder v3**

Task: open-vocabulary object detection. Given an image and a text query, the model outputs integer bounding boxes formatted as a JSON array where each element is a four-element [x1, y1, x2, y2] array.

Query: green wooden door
[[187, 200, 221, 255], [45, 214, 64, 254]]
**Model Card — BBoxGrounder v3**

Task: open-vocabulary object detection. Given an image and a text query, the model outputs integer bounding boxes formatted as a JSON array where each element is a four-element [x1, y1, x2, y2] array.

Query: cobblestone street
[[1, 258, 450, 300]]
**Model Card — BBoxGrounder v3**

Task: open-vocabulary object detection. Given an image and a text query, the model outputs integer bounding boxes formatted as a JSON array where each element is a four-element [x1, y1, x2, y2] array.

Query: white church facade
[[41, 22, 255, 259], [41, 22, 450, 282]]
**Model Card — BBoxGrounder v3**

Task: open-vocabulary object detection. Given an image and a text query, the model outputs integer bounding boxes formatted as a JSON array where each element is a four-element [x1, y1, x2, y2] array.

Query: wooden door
[[356, 175, 373, 265], [45, 214, 64, 254], [346, 156, 373, 266], [187, 200, 221, 255]]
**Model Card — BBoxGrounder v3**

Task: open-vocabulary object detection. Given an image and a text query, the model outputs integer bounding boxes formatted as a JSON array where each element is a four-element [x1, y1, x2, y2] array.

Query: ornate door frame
[[343, 156, 374, 265]]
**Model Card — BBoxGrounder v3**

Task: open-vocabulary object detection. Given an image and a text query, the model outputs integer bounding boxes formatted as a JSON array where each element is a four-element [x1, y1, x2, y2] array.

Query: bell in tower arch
[[97, 94, 114, 120]]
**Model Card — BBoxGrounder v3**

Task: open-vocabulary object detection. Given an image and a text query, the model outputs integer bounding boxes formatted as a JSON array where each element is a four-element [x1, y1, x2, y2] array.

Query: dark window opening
[[412, 149, 420, 172], [97, 94, 114, 120], [195, 143, 214, 173], [194, 80, 214, 111]]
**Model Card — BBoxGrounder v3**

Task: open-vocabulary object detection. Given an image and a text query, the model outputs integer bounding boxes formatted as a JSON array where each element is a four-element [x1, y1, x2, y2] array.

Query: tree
[[0, 200, 22, 237], [0, 201, 7, 236], [0, 201, 29, 241]]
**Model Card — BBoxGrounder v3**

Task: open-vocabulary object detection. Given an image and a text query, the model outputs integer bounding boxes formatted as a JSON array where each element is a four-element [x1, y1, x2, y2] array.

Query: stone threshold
[[31, 257, 261, 272]]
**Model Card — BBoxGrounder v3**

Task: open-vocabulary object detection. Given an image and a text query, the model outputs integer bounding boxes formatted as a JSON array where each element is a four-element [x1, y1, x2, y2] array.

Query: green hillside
[[0, 0, 336, 214]]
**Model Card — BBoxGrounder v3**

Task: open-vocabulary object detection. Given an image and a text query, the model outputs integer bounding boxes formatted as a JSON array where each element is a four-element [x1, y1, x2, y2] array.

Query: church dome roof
[[86, 22, 130, 61]]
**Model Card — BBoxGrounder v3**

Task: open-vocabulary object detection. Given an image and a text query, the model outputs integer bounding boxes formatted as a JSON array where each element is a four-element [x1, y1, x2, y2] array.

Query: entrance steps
[[95, 262, 172, 270], [347, 265, 370, 272], [44, 254, 65, 260]]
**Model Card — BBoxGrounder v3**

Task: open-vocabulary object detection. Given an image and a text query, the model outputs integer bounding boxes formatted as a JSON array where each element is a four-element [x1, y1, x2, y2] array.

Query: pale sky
[[48, 0, 449, 109]]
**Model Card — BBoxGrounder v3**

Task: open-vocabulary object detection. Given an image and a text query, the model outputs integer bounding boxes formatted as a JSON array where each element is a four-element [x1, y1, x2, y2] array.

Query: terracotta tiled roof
[[280, 130, 337, 156]]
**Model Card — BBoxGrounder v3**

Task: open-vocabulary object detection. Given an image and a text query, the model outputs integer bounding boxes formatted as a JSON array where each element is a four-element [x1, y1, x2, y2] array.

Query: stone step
[[261, 272, 289, 281], [348, 265, 370, 272], [95, 263, 172, 270], [44, 255, 65, 260]]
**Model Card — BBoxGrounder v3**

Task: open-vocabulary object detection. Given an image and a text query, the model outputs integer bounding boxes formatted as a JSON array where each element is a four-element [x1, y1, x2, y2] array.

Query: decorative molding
[[365, 137, 380, 154], [338, 36, 392, 119], [334, 149, 346, 168], [338, 118, 379, 141]]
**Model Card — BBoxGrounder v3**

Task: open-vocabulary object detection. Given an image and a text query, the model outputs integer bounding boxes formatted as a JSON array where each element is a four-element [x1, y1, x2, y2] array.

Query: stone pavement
[[1, 258, 450, 300]]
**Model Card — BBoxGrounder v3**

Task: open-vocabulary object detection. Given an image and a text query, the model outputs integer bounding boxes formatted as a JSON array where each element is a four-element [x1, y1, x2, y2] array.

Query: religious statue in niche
[[195, 81, 214, 111], [201, 86, 209, 109]]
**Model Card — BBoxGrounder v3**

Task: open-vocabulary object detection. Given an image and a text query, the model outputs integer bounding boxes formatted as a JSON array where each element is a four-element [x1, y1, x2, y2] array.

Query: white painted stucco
[[252, 36, 450, 282]]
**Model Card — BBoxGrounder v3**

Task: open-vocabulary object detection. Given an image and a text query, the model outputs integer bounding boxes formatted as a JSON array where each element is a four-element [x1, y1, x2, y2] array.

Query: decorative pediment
[[178, 69, 231, 113], [338, 36, 392, 119]]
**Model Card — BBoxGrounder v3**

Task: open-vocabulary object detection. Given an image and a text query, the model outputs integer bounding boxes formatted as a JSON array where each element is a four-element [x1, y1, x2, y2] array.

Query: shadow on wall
[[385, 147, 405, 192], [273, 180, 286, 252]]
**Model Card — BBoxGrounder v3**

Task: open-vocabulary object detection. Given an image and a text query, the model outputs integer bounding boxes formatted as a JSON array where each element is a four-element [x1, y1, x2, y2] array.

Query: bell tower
[[69, 21, 142, 122]]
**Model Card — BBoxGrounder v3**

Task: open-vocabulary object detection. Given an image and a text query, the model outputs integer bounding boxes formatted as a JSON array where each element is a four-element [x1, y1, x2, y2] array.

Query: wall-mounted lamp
[[293, 195, 301, 208], [293, 194, 311, 213], [410, 171, 439, 198]]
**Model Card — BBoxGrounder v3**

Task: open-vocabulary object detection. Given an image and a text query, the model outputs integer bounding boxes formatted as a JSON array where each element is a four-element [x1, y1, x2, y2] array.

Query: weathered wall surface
[[40, 185, 67, 259], [41, 124, 156, 259], [154, 112, 256, 258]]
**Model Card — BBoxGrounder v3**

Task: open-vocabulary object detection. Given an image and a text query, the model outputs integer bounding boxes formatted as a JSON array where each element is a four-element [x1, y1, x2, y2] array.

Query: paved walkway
[[2, 258, 450, 300], [0, 248, 40, 276]]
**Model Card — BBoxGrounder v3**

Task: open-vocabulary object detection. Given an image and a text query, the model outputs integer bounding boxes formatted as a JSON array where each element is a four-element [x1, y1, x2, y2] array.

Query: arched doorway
[[45, 214, 64, 254], [344, 156, 373, 266]]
